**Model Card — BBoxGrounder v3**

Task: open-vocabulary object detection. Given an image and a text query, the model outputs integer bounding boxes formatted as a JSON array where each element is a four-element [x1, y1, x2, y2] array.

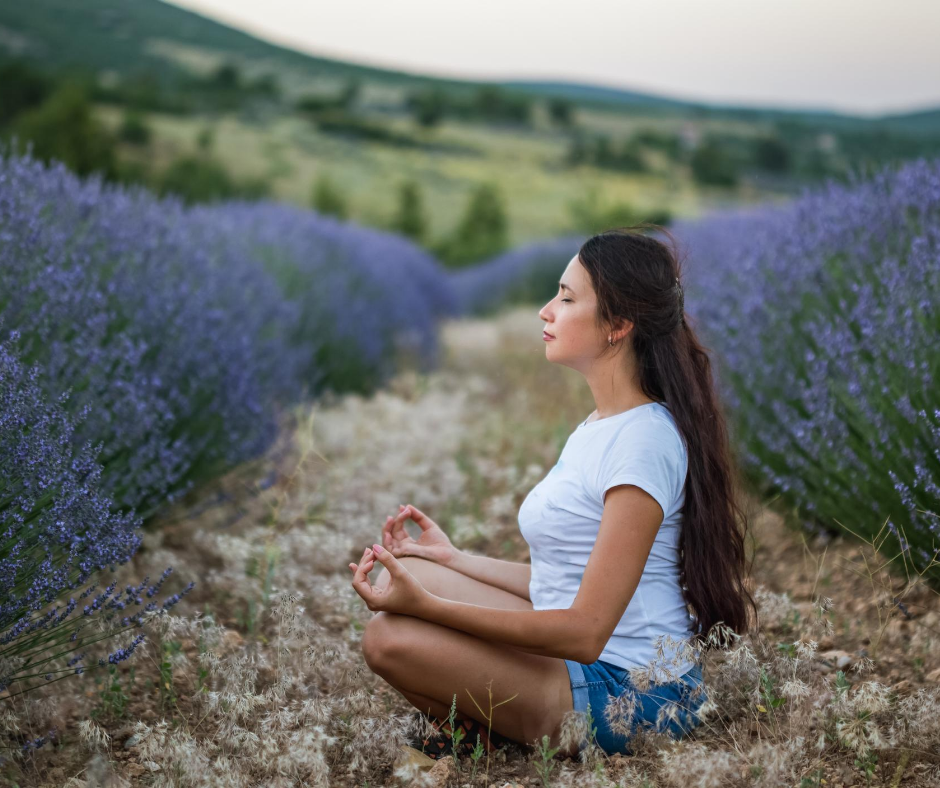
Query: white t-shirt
[[518, 401, 697, 681]]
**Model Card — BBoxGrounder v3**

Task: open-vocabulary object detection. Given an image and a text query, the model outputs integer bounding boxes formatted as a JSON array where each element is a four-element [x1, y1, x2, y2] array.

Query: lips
[[543, 331, 555, 339]]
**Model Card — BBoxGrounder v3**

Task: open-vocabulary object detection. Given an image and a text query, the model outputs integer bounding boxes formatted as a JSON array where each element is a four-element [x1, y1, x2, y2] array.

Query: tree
[[0, 60, 52, 127], [547, 97, 574, 127], [391, 180, 427, 241], [435, 182, 509, 267], [158, 155, 235, 204], [13, 82, 117, 179], [311, 173, 348, 219], [408, 88, 447, 128], [690, 140, 738, 187], [753, 135, 791, 173], [119, 111, 151, 145]]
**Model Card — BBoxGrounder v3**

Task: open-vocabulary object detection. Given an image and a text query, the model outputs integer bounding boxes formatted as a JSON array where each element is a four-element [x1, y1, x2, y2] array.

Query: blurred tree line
[[4, 53, 939, 268], [0, 59, 273, 204]]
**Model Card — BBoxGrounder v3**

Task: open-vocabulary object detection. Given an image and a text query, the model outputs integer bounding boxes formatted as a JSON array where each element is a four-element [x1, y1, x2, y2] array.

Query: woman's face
[[539, 255, 607, 370]]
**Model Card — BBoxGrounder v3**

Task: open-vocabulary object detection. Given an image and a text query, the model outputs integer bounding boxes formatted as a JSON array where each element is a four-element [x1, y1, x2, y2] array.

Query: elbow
[[569, 630, 607, 664], [582, 639, 605, 664]]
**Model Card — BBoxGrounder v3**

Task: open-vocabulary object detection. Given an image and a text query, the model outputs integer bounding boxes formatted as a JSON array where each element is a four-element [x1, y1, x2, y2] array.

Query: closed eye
[[561, 298, 572, 303]]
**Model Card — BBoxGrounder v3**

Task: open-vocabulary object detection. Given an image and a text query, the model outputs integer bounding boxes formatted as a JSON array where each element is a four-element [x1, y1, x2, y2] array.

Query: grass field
[[98, 101, 791, 247]]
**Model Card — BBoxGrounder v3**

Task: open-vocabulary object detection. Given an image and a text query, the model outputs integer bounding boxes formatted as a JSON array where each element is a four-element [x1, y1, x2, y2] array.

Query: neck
[[583, 352, 655, 418]]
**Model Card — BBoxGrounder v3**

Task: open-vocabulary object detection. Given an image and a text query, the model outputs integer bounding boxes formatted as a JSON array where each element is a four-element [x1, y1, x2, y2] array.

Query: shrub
[[671, 157, 940, 583]]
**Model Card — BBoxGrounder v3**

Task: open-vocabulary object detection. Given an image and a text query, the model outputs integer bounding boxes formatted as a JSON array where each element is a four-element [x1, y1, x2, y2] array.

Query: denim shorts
[[563, 658, 705, 755]]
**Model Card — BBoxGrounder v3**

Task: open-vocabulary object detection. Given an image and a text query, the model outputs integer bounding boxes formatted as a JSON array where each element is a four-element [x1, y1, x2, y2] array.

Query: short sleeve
[[596, 420, 686, 519]]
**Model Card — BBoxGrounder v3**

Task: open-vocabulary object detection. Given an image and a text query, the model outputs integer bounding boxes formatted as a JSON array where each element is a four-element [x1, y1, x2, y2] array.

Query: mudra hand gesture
[[381, 503, 459, 566], [348, 543, 429, 616]]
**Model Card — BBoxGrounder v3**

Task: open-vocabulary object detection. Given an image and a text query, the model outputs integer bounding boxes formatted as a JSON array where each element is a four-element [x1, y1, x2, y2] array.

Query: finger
[[390, 511, 411, 543], [403, 504, 435, 532], [351, 559, 376, 603], [370, 543, 404, 576]]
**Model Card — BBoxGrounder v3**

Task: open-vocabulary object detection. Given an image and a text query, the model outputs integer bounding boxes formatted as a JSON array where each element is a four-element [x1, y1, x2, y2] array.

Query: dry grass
[[4, 306, 940, 787]]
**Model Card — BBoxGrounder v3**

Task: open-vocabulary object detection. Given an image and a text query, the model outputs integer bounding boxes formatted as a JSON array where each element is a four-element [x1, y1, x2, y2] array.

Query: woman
[[348, 226, 756, 759]]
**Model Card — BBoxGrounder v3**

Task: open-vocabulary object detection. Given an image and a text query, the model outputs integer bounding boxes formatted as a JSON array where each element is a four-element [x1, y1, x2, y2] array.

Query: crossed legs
[[362, 557, 576, 754]]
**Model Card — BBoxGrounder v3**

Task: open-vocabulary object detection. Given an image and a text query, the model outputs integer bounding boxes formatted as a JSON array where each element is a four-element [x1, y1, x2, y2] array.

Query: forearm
[[419, 594, 599, 663], [449, 550, 531, 601]]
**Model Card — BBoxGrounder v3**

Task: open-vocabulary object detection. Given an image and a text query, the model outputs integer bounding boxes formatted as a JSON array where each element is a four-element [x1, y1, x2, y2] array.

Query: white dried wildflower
[[658, 741, 742, 788], [793, 638, 818, 659], [78, 719, 111, 751], [815, 596, 834, 614], [781, 678, 812, 702], [753, 585, 798, 628], [655, 700, 682, 730], [704, 621, 739, 650], [851, 655, 876, 675], [746, 737, 809, 785], [558, 708, 590, 753], [0, 704, 21, 734], [605, 687, 639, 738], [724, 642, 759, 673], [692, 695, 720, 724], [851, 680, 892, 714]]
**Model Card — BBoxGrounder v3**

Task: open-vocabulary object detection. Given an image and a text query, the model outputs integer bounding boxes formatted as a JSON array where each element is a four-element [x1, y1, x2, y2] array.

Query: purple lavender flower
[[666, 157, 940, 581]]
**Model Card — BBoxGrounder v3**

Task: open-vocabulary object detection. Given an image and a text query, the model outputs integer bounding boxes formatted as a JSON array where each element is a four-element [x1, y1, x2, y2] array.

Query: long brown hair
[[577, 224, 756, 647]]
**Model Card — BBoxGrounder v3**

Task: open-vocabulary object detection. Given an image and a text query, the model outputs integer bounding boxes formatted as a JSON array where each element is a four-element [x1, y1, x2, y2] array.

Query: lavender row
[[0, 150, 457, 697], [0, 151, 457, 517], [448, 234, 584, 317], [668, 158, 940, 579], [0, 332, 192, 697]]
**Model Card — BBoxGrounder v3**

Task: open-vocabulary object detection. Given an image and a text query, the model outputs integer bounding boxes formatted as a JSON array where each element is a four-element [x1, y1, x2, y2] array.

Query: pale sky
[[166, 0, 940, 117]]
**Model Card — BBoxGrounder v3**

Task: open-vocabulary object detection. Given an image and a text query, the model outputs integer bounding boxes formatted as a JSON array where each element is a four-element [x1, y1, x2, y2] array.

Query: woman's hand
[[381, 504, 459, 567], [348, 543, 431, 616]]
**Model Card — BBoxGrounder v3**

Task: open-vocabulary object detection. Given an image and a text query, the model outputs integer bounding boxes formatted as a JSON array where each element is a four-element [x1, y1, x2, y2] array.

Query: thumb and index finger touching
[[383, 503, 434, 547], [348, 544, 403, 604]]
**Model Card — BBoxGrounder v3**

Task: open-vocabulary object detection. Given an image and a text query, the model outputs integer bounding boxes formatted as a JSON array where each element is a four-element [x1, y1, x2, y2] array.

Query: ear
[[612, 317, 633, 343]]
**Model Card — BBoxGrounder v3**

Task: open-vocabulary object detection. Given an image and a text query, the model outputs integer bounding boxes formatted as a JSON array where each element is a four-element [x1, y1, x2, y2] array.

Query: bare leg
[[364, 557, 576, 754], [399, 689, 451, 720]]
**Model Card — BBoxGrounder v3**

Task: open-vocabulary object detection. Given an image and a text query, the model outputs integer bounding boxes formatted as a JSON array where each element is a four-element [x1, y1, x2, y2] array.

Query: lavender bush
[[0, 151, 457, 516], [0, 149, 456, 700], [0, 332, 191, 702], [669, 158, 940, 582], [209, 202, 460, 394], [448, 234, 584, 317]]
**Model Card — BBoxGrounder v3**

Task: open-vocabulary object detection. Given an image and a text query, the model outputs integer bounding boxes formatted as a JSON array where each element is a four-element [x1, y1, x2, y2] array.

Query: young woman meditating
[[348, 226, 756, 759]]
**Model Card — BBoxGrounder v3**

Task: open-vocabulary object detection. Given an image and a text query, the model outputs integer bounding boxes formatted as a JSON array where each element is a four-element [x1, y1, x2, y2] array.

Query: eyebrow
[[559, 281, 576, 295]]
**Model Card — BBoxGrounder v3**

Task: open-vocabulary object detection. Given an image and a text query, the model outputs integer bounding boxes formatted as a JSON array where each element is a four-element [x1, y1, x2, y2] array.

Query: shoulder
[[604, 406, 684, 456]]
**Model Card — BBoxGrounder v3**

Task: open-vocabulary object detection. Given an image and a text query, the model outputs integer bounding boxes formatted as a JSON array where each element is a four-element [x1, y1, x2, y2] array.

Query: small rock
[[222, 629, 245, 650], [892, 679, 912, 693], [925, 667, 940, 683], [142, 761, 162, 772], [394, 744, 435, 778], [819, 649, 855, 670], [416, 757, 454, 788]]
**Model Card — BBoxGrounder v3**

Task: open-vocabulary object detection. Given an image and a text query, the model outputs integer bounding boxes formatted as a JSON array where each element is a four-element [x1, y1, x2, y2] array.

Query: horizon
[[164, 0, 940, 118]]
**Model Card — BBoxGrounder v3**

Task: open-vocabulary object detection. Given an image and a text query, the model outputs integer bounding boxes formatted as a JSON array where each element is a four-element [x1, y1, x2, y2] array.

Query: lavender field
[[1, 152, 939, 786]]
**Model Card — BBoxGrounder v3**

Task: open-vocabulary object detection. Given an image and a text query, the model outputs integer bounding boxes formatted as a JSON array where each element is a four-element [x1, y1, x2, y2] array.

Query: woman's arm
[[449, 551, 531, 602], [417, 484, 666, 663], [356, 485, 663, 664], [420, 596, 597, 663]]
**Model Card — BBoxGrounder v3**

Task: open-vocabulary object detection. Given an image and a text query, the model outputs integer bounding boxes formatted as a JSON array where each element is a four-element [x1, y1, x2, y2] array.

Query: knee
[[361, 612, 407, 675]]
